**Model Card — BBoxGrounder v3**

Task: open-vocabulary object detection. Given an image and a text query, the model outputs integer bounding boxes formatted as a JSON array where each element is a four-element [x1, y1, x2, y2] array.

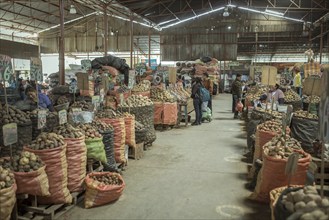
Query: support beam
[[59, 0, 65, 86], [130, 16, 134, 68], [103, 4, 108, 56], [320, 23, 324, 63], [148, 29, 151, 67]]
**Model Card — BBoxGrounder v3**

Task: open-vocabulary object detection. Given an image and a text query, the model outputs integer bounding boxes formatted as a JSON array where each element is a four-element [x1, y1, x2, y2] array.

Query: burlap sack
[[0, 184, 17, 220], [124, 115, 136, 148], [14, 165, 50, 196], [24, 144, 72, 204], [65, 136, 87, 192], [84, 172, 125, 209]]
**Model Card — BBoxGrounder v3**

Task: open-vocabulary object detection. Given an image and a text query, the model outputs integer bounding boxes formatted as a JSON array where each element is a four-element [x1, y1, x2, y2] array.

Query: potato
[[295, 201, 306, 211], [305, 201, 317, 212], [27, 132, 65, 150], [285, 201, 295, 213]]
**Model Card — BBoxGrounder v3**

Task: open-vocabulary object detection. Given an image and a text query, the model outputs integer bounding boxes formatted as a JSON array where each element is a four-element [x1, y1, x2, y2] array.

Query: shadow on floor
[[235, 133, 248, 139], [214, 117, 235, 121], [241, 198, 271, 220]]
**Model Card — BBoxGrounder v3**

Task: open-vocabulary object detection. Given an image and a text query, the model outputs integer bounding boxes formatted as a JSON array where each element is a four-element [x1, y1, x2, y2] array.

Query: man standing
[[293, 68, 302, 97], [231, 74, 242, 119], [202, 72, 213, 111]]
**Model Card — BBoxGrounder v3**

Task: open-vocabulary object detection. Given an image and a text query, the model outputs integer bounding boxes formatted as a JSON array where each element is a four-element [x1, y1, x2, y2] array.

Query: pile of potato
[[0, 166, 15, 190], [70, 101, 92, 111], [52, 124, 84, 139], [132, 80, 151, 92], [284, 89, 301, 103], [91, 173, 122, 186], [0, 105, 30, 125], [303, 95, 321, 104], [28, 133, 65, 150], [119, 95, 153, 107], [255, 107, 283, 119], [294, 110, 318, 120], [57, 95, 71, 105], [264, 134, 302, 159], [97, 109, 123, 119], [11, 151, 44, 172], [258, 119, 283, 133], [77, 124, 102, 139], [151, 87, 176, 103], [283, 186, 329, 220], [90, 120, 113, 133]]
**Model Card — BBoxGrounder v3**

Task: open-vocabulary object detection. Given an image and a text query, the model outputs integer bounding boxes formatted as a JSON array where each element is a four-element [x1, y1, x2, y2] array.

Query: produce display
[[263, 134, 303, 159], [26, 109, 49, 118], [97, 109, 123, 119], [119, 95, 153, 107], [0, 166, 15, 190], [258, 119, 283, 133], [11, 151, 44, 172], [132, 80, 151, 92], [303, 95, 321, 104], [28, 133, 65, 150], [57, 95, 71, 105], [70, 101, 92, 111], [168, 86, 190, 104], [116, 85, 130, 93], [294, 110, 319, 120], [77, 124, 102, 139], [0, 105, 30, 124], [284, 89, 301, 103], [91, 120, 114, 133], [254, 107, 283, 119], [90, 173, 122, 186], [151, 87, 176, 103], [135, 120, 145, 131], [52, 124, 84, 139], [246, 86, 269, 101], [281, 186, 329, 219]]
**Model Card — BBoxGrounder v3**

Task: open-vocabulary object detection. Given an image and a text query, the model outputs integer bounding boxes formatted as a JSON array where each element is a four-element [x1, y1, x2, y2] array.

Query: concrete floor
[[65, 94, 271, 220]]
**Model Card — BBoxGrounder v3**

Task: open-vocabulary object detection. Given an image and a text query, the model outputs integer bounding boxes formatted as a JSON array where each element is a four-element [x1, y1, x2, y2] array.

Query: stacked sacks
[[0, 166, 16, 220], [119, 95, 156, 146]]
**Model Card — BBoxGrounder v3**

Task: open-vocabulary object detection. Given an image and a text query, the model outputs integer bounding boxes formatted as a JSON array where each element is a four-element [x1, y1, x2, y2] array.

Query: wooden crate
[[312, 157, 329, 186], [128, 142, 144, 160]]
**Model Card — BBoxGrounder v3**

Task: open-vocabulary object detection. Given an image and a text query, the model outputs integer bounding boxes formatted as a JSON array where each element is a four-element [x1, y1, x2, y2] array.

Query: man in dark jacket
[[231, 74, 242, 119], [191, 77, 202, 125]]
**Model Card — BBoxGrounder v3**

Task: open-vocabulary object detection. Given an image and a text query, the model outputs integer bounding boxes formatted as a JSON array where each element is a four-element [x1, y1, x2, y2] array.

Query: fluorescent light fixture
[[227, 4, 236, 7], [70, 5, 77, 14], [238, 6, 305, 23], [227, 26, 232, 30], [265, 9, 284, 16], [162, 7, 225, 29], [158, 18, 178, 26], [223, 11, 229, 17]]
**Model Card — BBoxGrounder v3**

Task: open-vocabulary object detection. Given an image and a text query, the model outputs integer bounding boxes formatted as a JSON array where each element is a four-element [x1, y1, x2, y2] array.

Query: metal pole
[[320, 23, 323, 64], [148, 29, 151, 67], [136, 38, 139, 65], [59, 0, 65, 85], [103, 4, 108, 56], [130, 15, 133, 68]]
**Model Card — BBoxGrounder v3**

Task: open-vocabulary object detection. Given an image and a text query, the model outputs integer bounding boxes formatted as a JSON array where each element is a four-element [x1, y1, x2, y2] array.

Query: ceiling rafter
[[185, 0, 197, 16], [160, 1, 180, 20]]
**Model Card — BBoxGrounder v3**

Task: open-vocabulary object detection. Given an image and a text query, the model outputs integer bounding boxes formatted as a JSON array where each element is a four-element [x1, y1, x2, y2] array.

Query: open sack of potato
[[135, 120, 146, 144], [97, 110, 126, 164], [290, 111, 319, 154], [249, 120, 290, 179], [1, 151, 49, 196], [249, 134, 311, 203], [284, 89, 302, 111], [0, 105, 32, 156], [24, 132, 72, 204], [84, 172, 125, 209], [52, 124, 87, 192], [0, 166, 16, 220], [90, 120, 118, 172], [77, 124, 107, 164], [274, 186, 329, 220]]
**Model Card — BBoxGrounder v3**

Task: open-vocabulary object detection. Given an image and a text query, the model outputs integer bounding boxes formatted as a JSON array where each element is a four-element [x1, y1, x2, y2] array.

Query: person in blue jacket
[[25, 86, 54, 111]]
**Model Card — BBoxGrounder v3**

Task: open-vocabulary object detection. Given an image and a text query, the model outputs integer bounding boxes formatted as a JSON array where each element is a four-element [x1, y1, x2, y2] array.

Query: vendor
[[268, 84, 285, 105], [25, 86, 54, 111], [254, 94, 267, 108]]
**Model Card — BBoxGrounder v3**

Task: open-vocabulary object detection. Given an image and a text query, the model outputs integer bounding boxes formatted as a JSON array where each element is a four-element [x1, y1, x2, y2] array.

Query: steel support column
[[320, 23, 323, 63], [148, 30, 151, 67], [59, 0, 65, 85], [130, 16, 133, 68], [104, 5, 108, 56]]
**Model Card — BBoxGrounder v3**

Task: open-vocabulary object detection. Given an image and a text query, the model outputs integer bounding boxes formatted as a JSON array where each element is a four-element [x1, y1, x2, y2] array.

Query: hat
[[259, 94, 267, 101], [236, 73, 242, 77]]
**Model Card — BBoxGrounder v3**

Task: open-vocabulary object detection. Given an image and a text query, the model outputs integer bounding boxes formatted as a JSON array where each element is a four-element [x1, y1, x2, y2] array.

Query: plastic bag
[[124, 115, 136, 147], [85, 137, 107, 164], [24, 144, 72, 204], [290, 116, 319, 154], [65, 136, 87, 192], [235, 100, 244, 112], [249, 149, 311, 203], [84, 172, 125, 209], [0, 184, 17, 220], [14, 165, 50, 196]]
